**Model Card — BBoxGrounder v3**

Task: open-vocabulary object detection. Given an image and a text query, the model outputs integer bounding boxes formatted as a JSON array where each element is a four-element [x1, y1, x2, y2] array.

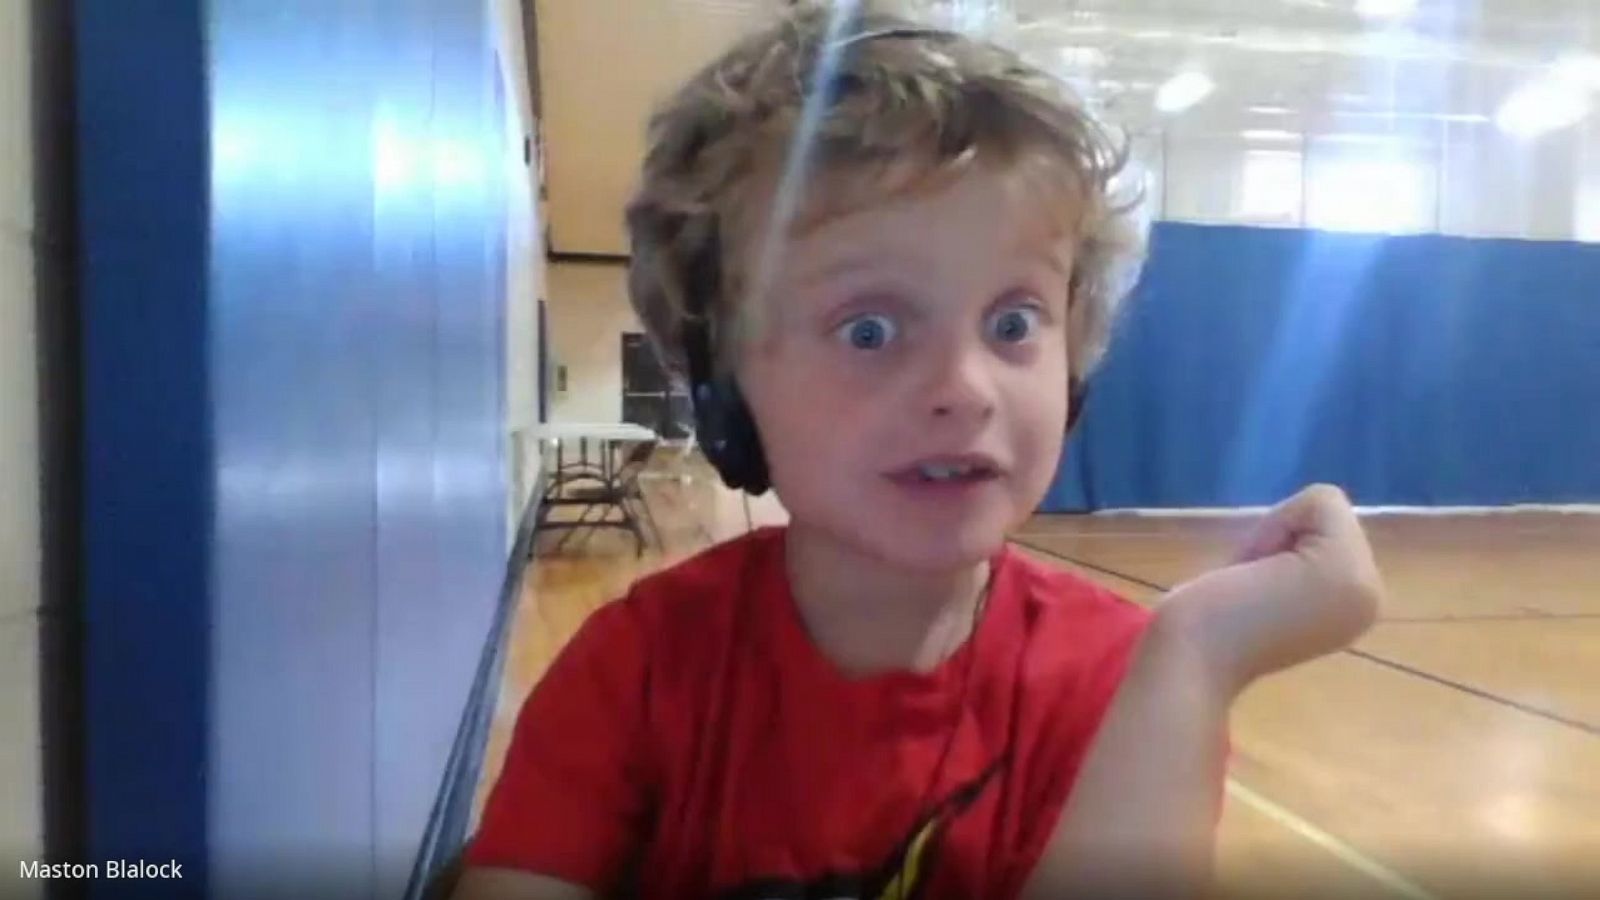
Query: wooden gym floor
[[478, 453, 1600, 898]]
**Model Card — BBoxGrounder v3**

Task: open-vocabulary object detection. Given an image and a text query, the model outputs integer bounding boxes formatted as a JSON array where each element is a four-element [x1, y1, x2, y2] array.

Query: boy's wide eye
[[987, 305, 1041, 344], [836, 313, 897, 350]]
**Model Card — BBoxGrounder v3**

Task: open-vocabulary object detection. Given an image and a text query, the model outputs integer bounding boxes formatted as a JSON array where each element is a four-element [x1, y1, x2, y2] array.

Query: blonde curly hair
[[625, 1, 1146, 387]]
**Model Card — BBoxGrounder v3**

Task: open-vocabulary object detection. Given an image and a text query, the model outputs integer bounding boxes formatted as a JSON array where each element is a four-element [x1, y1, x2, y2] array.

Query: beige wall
[[1, 0, 52, 893], [546, 261, 640, 424], [533, 0, 767, 255], [493, 0, 547, 525]]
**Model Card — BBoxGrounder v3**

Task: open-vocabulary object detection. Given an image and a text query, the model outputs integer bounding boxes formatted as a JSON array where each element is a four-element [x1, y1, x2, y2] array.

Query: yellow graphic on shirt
[[714, 756, 1007, 900], [875, 817, 938, 900]]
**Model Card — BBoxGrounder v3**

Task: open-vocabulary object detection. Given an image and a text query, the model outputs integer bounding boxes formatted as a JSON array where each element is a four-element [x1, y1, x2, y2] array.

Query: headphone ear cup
[[720, 379, 770, 495], [1066, 380, 1089, 435], [693, 378, 770, 496]]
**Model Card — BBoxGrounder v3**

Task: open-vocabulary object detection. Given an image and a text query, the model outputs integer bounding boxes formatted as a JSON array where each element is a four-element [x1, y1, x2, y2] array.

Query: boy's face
[[738, 162, 1076, 572]]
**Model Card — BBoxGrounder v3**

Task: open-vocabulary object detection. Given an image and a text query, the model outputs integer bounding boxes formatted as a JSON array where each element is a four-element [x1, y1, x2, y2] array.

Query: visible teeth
[[919, 462, 975, 481]]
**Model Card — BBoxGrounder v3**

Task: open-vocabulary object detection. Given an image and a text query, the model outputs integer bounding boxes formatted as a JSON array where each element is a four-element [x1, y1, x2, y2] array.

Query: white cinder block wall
[[494, 0, 548, 526], [1, 0, 57, 895], [546, 262, 639, 425]]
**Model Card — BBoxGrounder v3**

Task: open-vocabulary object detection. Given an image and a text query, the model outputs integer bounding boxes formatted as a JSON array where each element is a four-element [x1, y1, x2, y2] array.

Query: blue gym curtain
[[1046, 223, 1600, 510]]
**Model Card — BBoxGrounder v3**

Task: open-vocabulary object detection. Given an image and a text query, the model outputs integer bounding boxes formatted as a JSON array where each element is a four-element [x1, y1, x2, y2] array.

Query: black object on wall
[[537, 299, 549, 422], [621, 332, 690, 439]]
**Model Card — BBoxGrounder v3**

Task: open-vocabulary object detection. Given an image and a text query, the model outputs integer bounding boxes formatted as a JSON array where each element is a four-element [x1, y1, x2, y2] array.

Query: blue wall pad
[[1046, 223, 1600, 510], [79, 1, 511, 895], [78, 2, 211, 894]]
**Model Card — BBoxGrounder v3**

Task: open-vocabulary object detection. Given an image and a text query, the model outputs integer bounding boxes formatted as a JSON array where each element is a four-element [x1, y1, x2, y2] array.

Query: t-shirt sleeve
[[465, 598, 652, 889]]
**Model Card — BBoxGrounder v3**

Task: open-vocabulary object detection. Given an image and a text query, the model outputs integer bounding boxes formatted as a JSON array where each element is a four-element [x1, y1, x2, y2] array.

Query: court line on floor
[[1011, 534, 1600, 624], [1383, 613, 1600, 624], [1011, 542, 1600, 624], [1223, 779, 1438, 900], [1011, 538, 1600, 737], [1343, 649, 1600, 736], [1011, 542, 1169, 591]]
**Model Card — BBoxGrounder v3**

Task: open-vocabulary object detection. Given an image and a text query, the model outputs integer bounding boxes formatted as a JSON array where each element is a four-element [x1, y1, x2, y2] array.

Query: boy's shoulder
[[1003, 542, 1152, 622], [1001, 543, 1154, 676], [605, 525, 785, 630]]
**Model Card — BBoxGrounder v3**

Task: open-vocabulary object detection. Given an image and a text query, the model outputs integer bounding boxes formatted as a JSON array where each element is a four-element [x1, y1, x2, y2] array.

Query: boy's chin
[[837, 516, 1012, 574]]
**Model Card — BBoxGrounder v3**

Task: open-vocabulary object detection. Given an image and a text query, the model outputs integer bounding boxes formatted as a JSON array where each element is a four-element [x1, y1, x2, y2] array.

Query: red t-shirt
[[468, 526, 1153, 899]]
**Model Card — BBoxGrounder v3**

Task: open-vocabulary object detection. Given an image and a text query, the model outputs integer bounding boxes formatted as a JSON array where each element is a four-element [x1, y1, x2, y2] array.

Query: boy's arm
[[1023, 485, 1383, 899], [1021, 611, 1231, 898]]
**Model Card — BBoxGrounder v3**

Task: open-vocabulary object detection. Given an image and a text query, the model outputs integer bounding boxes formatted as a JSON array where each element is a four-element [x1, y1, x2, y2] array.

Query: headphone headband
[[831, 26, 960, 51]]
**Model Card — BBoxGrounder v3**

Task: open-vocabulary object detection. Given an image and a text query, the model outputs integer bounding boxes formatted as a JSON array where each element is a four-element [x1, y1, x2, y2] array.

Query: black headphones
[[678, 220, 1092, 497], [681, 221, 774, 496]]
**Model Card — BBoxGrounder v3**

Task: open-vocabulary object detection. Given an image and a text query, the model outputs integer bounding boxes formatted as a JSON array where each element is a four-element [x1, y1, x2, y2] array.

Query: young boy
[[456, 4, 1382, 898]]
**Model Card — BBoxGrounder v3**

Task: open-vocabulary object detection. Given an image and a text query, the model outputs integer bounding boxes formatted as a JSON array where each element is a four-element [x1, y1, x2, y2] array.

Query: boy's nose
[[924, 343, 997, 423]]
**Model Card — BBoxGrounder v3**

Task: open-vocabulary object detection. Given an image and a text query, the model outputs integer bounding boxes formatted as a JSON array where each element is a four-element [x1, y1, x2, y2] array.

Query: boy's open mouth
[[885, 455, 1001, 485]]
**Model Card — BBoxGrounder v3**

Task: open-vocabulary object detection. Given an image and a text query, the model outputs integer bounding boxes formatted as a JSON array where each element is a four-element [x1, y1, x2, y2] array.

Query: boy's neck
[[782, 523, 993, 677]]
